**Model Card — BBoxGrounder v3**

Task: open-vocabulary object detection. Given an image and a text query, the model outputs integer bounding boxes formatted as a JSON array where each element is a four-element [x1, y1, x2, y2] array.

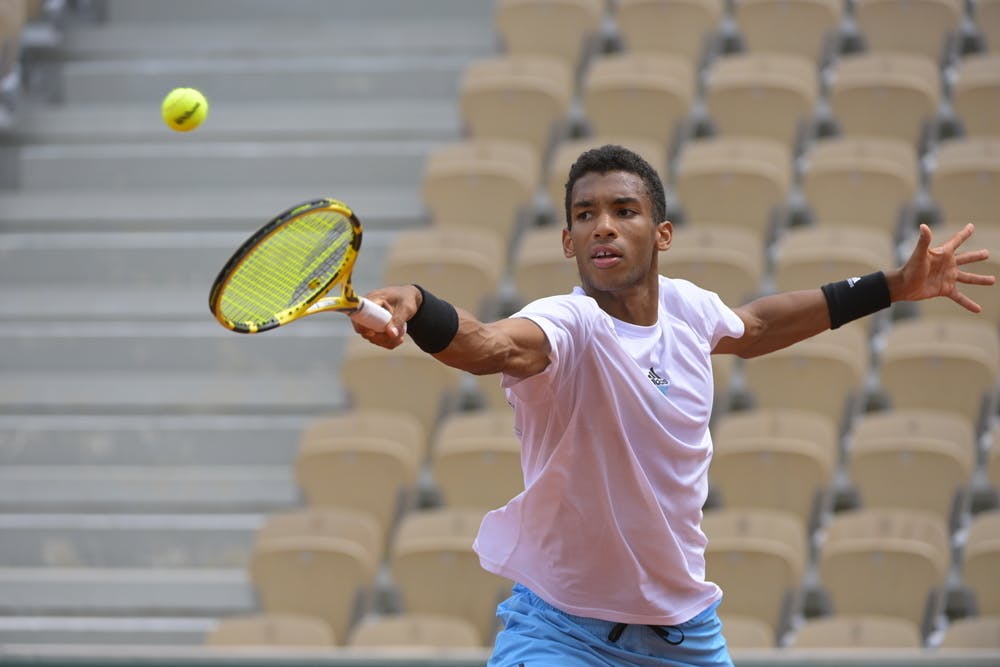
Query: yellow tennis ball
[[161, 87, 208, 132]]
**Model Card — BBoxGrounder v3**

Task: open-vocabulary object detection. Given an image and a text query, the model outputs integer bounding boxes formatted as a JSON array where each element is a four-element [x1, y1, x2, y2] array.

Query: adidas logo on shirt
[[648, 367, 671, 395]]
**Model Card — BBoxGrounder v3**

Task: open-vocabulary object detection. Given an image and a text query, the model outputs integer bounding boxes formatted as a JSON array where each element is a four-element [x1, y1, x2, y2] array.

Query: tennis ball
[[161, 87, 208, 132]]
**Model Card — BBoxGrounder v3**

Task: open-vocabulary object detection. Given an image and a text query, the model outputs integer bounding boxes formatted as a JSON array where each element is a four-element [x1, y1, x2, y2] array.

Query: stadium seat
[[939, 614, 1000, 649], [673, 136, 792, 240], [732, 0, 843, 63], [614, 0, 725, 64], [702, 507, 808, 636], [788, 613, 922, 648], [829, 52, 941, 147], [719, 614, 775, 648], [348, 612, 484, 648], [854, 0, 963, 63], [848, 409, 975, 523], [300, 409, 425, 461], [431, 408, 522, 511], [800, 136, 919, 235], [916, 224, 1000, 328], [952, 53, 1000, 138], [929, 137, 1000, 231], [294, 421, 422, 543], [770, 225, 895, 294], [546, 135, 669, 220], [248, 508, 382, 644], [389, 507, 513, 644], [977, 0, 1000, 51], [511, 224, 578, 305], [205, 613, 335, 647], [340, 337, 463, 437], [989, 432, 1000, 494], [878, 318, 999, 428], [703, 52, 819, 152], [381, 226, 504, 318], [816, 508, 951, 631], [663, 224, 765, 307], [710, 408, 839, 525], [458, 54, 574, 162], [581, 52, 696, 149], [494, 0, 605, 74], [421, 138, 541, 247], [742, 325, 869, 429], [962, 509, 1000, 615]]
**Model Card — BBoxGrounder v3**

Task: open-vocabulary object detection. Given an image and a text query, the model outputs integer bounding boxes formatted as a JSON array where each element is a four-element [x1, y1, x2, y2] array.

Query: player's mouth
[[591, 245, 622, 269]]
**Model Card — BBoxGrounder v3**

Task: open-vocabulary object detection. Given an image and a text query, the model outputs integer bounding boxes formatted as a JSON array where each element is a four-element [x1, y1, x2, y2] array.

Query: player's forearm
[[733, 289, 832, 358]]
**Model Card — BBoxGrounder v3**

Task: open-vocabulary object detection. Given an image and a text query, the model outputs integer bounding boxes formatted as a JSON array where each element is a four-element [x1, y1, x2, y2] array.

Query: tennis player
[[354, 145, 994, 666]]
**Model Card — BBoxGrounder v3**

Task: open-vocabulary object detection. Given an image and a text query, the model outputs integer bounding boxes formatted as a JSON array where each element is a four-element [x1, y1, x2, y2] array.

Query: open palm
[[897, 223, 996, 312]]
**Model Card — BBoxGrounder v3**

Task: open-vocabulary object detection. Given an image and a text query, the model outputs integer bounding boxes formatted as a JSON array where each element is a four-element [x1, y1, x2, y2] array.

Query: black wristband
[[407, 285, 459, 353], [820, 271, 891, 329]]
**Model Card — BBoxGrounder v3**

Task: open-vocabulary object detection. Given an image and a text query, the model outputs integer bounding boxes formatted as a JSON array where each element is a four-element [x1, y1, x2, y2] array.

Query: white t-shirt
[[473, 275, 745, 626]]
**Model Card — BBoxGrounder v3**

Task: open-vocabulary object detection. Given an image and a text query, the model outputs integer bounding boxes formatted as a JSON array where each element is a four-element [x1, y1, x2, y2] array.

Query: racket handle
[[350, 297, 393, 332]]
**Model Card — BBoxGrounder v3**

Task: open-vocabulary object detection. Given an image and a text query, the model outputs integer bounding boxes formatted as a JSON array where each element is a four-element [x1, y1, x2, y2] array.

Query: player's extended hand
[[891, 223, 996, 312], [351, 285, 418, 348]]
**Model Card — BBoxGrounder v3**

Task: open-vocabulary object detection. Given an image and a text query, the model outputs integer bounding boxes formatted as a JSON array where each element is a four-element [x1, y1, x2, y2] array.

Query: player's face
[[563, 170, 671, 299]]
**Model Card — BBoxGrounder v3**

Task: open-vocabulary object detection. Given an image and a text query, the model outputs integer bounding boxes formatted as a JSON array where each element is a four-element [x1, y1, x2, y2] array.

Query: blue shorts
[[488, 584, 734, 667]]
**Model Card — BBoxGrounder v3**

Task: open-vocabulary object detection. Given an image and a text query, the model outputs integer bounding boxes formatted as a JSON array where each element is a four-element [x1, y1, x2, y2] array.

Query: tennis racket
[[209, 197, 392, 334]]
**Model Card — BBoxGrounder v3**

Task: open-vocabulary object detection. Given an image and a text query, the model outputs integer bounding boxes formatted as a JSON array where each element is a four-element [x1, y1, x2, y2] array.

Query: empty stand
[[771, 224, 895, 293], [917, 224, 1000, 327], [962, 509, 1000, 615], [719, 614, 775, 648], [348, 612, 483, 648], [493, 0, 604, 74], [789, 613, 923, 648], [853, 0, 963, 63], [205, 613, 334, 647], [952, 53, 1000, 138], [511, 224, 578, 305], [614, 0, 725, 64], [664, 224, 764, 307], [731, 0, 842, 63], [978, 0, 1000, 51], [939, 614, 1000, 649], [929, 137, 1000, 230]]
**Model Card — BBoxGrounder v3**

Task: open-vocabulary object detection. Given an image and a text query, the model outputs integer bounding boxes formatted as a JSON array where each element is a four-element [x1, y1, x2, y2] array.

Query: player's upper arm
[[433, 313, 551, 379], [711, 305, 761, 357]]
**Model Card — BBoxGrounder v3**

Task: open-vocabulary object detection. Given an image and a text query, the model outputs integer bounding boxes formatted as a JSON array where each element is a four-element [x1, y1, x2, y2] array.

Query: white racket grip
[[349, 297, 393, 332]]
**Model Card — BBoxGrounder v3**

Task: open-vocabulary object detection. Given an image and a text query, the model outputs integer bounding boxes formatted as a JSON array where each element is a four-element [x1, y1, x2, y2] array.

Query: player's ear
[[562, 227, 575, 258], [656, 220, 673, 252]]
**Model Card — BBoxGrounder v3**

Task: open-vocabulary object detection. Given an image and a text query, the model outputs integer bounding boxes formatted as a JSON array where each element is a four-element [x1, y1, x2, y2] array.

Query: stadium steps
[[0, 616, 214, 646]]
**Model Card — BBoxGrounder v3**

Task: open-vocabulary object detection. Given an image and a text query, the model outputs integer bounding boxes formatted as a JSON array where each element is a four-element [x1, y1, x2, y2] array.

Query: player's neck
[[588, 282, 659, 326]]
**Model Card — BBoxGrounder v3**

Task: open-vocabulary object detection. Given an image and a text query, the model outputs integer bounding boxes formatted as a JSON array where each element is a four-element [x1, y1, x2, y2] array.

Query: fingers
[[955, 247, 991, 266], [951, 290, 984, 313], [956, 269, 997, 286], [940, 222, 975, 252]]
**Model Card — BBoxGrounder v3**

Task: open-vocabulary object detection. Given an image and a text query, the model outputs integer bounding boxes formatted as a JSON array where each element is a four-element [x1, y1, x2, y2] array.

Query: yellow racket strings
[[220, 210, 354, 327]]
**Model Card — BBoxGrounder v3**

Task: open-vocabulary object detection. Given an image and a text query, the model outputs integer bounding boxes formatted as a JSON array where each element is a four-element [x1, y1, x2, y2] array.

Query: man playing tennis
[[354, 145, 994, 666]]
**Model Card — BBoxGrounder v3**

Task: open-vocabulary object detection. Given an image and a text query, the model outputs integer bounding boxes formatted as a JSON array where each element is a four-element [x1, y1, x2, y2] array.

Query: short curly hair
[[563, 144, 667, 229]]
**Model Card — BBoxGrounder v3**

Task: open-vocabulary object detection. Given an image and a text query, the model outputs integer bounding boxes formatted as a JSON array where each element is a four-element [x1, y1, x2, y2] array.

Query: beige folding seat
[[381, 226, 504, 318], [546, 135, 669, 221], [615, 0, 725, 63], [800, 136, 919, 233], [963, 509, 1000, 615], [789, 614, 922, 648], [248, 508, 382, 644], [473, 373, 512, 412], [459, 54, 574, 162], [348, 612, 484, 648], [702, 508, 808, 635], [940, 615, 1000, 649], [829, 52, 941, 146], [494, 0, 605, 74], [389, 507, 514, 644], [673, 137, 792, 239], [664, 224, 765, 307], [295, 415, 423, 542], [742, 324, 869, 428], [581, 53, 696, 148], [340, 337, 463, 437], [816, 508, 951, 629], [989, 431, 1000, 493], [719, 614, 775, 648], [431, 409, 522, 511], [511, 224, 578, 305], [732, 0, 842, 62], [978, 0, 1000, 51], [878, 318, 999, 427], [929, 138, 1000, 231], [953, 53, 1000, 139], [704, 52, 819, 151], [421, 138, 541, 247], [300, 409, 425, 460], [854, 0, 963, 62], [848, 409, 975, 522], [918, 225, 1000, 328], [206, 613, 334, 647], [771, 225, 895, 294], [711, 408, 839, 524]]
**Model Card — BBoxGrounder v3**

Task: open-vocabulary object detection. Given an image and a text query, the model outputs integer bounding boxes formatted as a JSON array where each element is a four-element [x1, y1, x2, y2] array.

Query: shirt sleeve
[[667, 278, 745, 349]]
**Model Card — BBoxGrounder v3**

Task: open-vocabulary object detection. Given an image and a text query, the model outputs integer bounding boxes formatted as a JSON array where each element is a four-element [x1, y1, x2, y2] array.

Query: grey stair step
[[0, 567, 253, 616], [0, 616, 213, 646], [15, 139, 442, 191], [102, 0, 495, 23], [0, 467, 298, 513], [0, 187, 427, 232], [0, 414, 309, 466], [57, 55, 477, 105], [5, 99, 462, 144], [0, 372, 347, 415], [0, 514, 263, 568]]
